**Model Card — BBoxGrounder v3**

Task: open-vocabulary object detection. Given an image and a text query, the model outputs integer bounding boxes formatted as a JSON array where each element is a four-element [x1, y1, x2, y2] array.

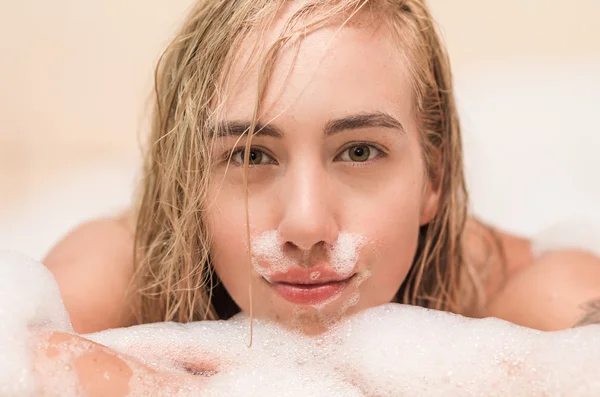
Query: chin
[[258, 296, 367, 335]]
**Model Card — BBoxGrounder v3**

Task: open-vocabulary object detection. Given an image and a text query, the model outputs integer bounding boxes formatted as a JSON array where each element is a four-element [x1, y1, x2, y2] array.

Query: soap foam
[[88, 306, 600, 396], [0, 251, 73, 397], [328, 233, 365, 278], [2, 251, 600, 396], [312, 270, 372, 329], [250, 231, 366, 281], [250, 231, 370, 327], [250, 230, 295, 279], [31, 332, 88, 397]]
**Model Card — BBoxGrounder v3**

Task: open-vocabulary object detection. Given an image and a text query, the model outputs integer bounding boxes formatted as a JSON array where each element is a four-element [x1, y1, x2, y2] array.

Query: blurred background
[[0, 0, 599, 259]]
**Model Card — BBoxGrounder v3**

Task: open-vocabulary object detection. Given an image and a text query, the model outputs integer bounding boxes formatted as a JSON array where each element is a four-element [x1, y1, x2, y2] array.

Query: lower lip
[[270, 277, 353, 305]]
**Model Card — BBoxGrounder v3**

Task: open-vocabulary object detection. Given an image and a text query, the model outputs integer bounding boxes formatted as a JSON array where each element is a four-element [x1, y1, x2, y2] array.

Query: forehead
[[220, 6, 415, 128]]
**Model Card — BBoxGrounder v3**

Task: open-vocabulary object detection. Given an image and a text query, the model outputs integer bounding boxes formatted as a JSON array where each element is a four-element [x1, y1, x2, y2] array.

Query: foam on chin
[[3, 251, 600, 396], [307, 269, 372, 331]]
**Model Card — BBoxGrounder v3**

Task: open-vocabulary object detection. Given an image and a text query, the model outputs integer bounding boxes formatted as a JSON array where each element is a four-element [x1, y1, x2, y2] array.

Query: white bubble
[[0, 251, 73, 397], [328, 233, 365, 278], [2, 251, 600, 396], [250, 230, 294, 278], [250, 230, 366, 280]]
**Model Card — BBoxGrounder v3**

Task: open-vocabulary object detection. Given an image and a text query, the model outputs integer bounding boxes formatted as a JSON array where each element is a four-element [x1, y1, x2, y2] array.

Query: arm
[[36, 332, 139, 397], [33, 331, 194, 397], [42, 211, 138, 333], [485, 249, 600, 330]]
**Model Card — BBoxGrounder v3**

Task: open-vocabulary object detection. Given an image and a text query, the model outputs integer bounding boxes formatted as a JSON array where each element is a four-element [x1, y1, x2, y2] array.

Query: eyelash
[[225, 142, 386, 166], [227, 147, 276, 166], [334, 142, 385, 163]]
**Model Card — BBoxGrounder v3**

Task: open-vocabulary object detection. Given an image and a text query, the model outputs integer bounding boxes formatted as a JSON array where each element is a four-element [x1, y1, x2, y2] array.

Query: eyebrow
[[323, 112, 405, 136], [215, 111, 405, 138]]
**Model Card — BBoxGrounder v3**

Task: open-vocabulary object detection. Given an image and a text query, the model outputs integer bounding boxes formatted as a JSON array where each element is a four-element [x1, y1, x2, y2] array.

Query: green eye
[[349, 146, 370, 162], [338, 144, 380, 162], [231, 147, 273, 165]]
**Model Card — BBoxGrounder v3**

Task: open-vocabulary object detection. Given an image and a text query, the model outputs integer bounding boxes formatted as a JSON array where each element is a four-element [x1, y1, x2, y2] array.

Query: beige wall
[[0, 0, 192, 213], [430, 0, 600, 67], [0, 0, 192, 149], [1, 1, 599, 242], [1, 1, 598, 150]]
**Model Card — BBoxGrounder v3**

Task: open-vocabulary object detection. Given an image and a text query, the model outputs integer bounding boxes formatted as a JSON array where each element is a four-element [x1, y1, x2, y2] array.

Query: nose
[[277, 164, 339, 251]]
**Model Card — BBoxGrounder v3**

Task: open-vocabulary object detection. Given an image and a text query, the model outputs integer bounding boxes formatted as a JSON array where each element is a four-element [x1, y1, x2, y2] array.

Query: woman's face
[[206, 14, 439, 333]]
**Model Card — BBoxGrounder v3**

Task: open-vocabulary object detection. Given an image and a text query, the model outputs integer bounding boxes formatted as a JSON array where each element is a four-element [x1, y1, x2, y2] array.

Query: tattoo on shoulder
[[575, 298, 600, 327]]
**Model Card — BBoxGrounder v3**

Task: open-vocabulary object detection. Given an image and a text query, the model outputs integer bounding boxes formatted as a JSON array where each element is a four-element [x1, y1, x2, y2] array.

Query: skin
[[34, 7, 600, 395], [31, 331, 205, 397], [486, 249, 600, 330], [43, 332, 136, 397], [42, 217, 137, 332], [41, 10, 600, 336], [205, 13, 439, 333]]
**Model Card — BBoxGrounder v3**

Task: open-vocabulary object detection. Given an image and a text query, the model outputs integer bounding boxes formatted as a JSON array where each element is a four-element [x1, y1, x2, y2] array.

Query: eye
[[336, 144, 382, 163], [230, 147, 275, 166]]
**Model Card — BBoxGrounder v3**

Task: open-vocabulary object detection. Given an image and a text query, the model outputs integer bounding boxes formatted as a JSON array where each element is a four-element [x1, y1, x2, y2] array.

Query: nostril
[[284, 241, 300, 250], [284, 240, 327, 253]]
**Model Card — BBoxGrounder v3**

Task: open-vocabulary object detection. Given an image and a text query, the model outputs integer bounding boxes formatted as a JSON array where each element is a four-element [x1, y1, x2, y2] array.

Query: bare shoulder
[[463, 218, 533, 302], [485, 249, 600, 330], [43, 211, 137, 333]]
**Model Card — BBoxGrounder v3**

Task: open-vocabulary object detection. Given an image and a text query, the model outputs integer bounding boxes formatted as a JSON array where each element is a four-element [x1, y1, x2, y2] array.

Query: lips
[[268, 267, 352, 285], [265, 267, 356, 305]]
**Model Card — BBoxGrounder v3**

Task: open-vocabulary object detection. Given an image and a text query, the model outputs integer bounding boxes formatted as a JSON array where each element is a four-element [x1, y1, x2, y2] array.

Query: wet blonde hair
[[130, 0, 482, 326]]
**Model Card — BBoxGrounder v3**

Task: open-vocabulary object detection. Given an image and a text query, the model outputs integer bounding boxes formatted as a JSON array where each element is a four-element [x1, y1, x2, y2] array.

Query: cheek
[[366, 204, 422, 301], [348, 164, 425, 303], [204, 181, 252, 308]]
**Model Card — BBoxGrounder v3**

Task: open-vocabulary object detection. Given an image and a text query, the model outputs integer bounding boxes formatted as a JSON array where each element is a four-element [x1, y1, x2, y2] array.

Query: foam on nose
[[250, 231, 366, 280]]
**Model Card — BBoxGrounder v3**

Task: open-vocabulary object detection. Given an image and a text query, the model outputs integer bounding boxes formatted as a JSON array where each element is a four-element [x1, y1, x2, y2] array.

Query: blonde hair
[[130, 0, 482, 326]]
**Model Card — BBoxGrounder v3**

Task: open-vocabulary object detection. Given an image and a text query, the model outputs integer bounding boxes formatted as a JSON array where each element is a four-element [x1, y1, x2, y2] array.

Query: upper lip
[[267, 266, 354, 285]]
